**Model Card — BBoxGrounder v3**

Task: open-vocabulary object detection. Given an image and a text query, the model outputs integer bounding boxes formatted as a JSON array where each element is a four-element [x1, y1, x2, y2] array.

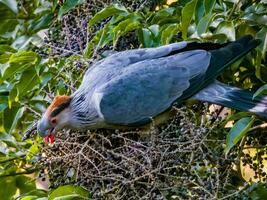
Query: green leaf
[[242, 13, 267, 26], [3, 106, 25, 134], [15, 69, 40, 99], [138, 28, 153, 48], [161, 23, 180, 45], [196, 12, 214, 36], [225, 116, 255, 155], [0, 132, 16, 147], [0, 54, 11, 63], [16, 175, 36, 194], [58, 0, 86, 19], [204, 0, 216, 14], [112, 17, 141, 46], [249, 183, 267, 200], [195, 0, 205, 24], [2, 51, 40, 81], [29, 14, 54, 32], [0, 45, 16, 54], [0, 177, 17, 200], [84, 24, 113, 57], [88, 4, 128, 28], [181, 0, 197, 39], [0, 0, 18, 14], [215, 21, 235, 41], [148, 24, 160, 39], [226, 112, 253, 122], [253, 84, 267, 99], [151, 7, 176, 24], [48, 185, 90, 200], [256, 27, 267, 59]]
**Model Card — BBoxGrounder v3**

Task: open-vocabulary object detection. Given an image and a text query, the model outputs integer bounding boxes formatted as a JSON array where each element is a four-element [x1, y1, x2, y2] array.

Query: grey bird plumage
[[37, 35, 264, 137]]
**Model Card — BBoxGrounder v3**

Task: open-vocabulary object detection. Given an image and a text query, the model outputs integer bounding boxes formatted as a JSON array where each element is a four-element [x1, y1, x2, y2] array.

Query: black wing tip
[[236, 35, 261, 47]]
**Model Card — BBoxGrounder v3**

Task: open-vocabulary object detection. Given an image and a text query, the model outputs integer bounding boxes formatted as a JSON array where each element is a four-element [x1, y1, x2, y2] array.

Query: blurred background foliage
[[0, 0, 266, 199]]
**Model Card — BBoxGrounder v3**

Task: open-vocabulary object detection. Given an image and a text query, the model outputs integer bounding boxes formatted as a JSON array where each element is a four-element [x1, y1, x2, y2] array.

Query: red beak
[[44, 132, 55, 144]]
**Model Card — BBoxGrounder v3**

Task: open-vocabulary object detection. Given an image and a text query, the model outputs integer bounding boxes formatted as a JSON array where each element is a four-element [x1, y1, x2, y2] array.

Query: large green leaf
[[161, 23, 180, 44], [112, 16, 142, 46], [0, 132, 16, 147], [0, 45, 16, 54], [84, 24, 113, 57], [225, 116, 255, 155], [58, 0, 86, 19], [138, 28, 154, 48], [0, 177, 17, 200], [196, 12, 214, 36], [0, 0, 18, 14], [215, 21, 235, 41], [48, 185, 90, 200], [29, 14, 54, 32], [249, 183, 267, 200], [181, 0, 197, 39], [151, 7, 176, 24], [15, 69, 40, 99], [2, 51, 40, 81], [3, 106, 25, 134], [204, 0, 216, 14], [88, 4, 128, 28], [195, 0, 205, 24], [253, 84, 267, 99]]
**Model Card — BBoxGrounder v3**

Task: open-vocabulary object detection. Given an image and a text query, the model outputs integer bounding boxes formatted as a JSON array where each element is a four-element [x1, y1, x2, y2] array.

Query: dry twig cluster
[[41, 107, 243, 199]]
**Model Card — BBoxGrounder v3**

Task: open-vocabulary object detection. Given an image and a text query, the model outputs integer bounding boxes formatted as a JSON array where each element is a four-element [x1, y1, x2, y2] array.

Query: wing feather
[[93, 50, 211, 125]]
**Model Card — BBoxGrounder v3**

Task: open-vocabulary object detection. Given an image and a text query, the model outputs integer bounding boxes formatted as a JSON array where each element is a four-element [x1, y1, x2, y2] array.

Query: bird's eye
[[51, 118, 57, 125]]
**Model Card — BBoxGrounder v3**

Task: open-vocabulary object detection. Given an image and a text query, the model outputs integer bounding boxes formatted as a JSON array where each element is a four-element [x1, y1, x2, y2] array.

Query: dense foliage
[[0, 0, 266, 199]]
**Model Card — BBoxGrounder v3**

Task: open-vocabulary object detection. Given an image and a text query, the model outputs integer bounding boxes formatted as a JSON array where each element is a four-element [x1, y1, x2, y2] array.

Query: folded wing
[[93, 50, 211, 125]]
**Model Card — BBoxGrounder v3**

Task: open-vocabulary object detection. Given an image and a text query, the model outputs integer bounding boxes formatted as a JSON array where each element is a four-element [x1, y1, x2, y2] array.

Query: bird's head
[[37, 95, 72, 142]]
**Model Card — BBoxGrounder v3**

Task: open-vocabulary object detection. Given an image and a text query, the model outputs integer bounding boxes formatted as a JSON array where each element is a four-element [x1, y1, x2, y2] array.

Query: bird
[[37, 35, 265, 143]]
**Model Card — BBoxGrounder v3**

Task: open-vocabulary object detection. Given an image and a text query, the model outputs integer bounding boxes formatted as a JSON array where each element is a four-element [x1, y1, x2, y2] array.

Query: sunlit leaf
[[225, 116, 255, 155], [58, 0, 86, 19], [112, 17, 141, 46], [48, 185, 90, 200], [148, 24, 160, 39], [0, 45, 16, 54], [2, 51, 40, 80], [161, 23, 180, 44], [0, 177, 17, 200], [0, 0, 18, 14], [181, 0, 197, 39], [88, 4, 128, 27]]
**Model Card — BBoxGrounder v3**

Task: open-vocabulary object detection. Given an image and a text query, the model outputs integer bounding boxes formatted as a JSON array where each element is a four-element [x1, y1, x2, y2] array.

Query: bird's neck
[[68, 92, 102, 129]]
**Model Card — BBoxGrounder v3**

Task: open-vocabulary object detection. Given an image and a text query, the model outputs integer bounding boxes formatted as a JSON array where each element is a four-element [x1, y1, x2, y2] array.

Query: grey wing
[[93, 50, 211, 125], [80, 42, 188, 92], [84, 42, 187, 76]]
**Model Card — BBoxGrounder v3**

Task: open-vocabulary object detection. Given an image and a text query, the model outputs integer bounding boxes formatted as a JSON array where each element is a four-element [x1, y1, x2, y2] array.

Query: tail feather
[[192, 81, 267, 118], [179, 35, 261, 100]]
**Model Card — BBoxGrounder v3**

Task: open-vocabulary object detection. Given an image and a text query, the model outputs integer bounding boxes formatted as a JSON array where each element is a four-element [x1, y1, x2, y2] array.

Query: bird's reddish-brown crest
[[47, 95, 71, 114]]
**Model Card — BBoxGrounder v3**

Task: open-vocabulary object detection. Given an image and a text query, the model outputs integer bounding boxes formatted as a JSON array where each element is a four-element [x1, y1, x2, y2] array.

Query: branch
[[22, 121, 38, 141]]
